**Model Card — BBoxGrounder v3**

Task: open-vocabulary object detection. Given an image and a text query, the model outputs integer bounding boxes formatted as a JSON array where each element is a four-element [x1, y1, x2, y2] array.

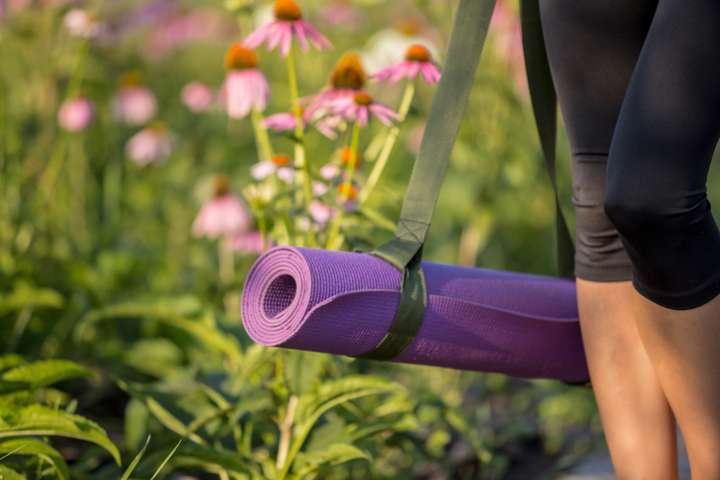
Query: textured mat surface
[[241, 246, 588, 382]]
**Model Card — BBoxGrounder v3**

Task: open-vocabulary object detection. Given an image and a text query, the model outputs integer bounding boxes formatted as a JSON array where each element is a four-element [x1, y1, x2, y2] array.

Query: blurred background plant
[[0, 0, 664, 477]]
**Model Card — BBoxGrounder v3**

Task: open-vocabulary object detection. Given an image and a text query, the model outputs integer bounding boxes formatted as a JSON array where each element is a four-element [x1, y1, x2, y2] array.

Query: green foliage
[[0, 360, 90, 394], [0, 439, 70, 480], [0, 465, 26, 480], [0, 359, 119, 476], [119, 435, 150, 480]]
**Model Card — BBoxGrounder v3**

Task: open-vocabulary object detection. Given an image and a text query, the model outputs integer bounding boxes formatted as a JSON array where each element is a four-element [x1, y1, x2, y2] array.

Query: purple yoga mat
[[241, 246, 589, 382]]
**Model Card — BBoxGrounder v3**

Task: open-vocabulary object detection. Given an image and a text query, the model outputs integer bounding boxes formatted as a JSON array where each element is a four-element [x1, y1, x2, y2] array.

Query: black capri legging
[[539, 0, 720, 310]]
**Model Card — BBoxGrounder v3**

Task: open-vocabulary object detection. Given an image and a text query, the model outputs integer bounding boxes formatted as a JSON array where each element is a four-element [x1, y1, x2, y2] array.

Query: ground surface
[[559, 427, 691, 479]]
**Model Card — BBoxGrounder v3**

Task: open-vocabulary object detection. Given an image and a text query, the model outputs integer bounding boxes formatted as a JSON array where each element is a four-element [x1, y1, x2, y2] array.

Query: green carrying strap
[[519, 0, 575, 279], [356, 0, 575, 361]]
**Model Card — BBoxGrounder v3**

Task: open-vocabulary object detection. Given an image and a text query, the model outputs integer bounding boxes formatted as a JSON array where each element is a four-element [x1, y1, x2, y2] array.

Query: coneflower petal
[[243, 23, 272, 50], [407, 61, 421, 78], [301, 20, 332, 49], [371, 106, 393, 126], [388, 65, 408, 84], [314, 119, 339, 139], [293, 22, 310, 52], [267, 23, 285, 51], [370, 67, 392, 82], [371, 104, 399, 125], [280, 27, 293, 57], [357, 106, 369, 127], [420, 63, 441, 84]]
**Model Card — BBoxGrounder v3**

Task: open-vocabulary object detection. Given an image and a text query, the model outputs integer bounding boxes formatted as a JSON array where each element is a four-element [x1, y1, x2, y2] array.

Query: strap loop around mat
[[355, 0, 498, 360]]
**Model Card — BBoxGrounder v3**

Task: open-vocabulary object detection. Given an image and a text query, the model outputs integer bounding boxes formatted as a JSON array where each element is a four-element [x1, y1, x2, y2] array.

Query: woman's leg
[[603, 0, 720, 476], [577, 279, 678, 479], [539, 1, 678, 477]]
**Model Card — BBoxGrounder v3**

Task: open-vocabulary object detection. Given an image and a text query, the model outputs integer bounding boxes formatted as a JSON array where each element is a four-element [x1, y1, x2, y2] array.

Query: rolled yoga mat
[[241, 246, 589, 383]]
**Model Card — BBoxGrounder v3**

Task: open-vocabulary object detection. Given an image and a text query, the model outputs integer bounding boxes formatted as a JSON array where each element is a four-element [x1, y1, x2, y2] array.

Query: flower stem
[[286, 44, 313, 213], [276, 395, 299, 472], [218, 237, 234, 285], [359, 81, 415, 205], [325, 122, 361, 249], [68, 134, 88, 252], [67, 38, 89, 97], [257, 213, 268, 252], [251, 107, 274, 162]]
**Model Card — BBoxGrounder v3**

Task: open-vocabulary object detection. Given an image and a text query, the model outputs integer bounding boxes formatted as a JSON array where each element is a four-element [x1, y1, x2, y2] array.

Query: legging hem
[[632, 271, 720, 310], [574, 262, 634, 282]]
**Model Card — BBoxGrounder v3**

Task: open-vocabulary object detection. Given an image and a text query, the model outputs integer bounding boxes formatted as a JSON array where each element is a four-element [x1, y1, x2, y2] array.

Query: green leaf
[[284, 351, 328, 395], [0, 405, 121, 465], [124, 397, 149, 453], [167, 443, 251, 474], [0, 360, 91, 394], [293, 443, 369, 479], [74, 296, 203, 341], [0, 464, 25, 480], [118, 382, 206, 445], [120, 435, 151, 480], [145, 397, 205, 445], [0, 439, 69, 480], [123, 339, 183, 378], [0, 356, 23, 373], [279, 376, 403, 479], [159, 313, 242, 364], [0, 282, 63, 316], [150, 439, 182, 480]]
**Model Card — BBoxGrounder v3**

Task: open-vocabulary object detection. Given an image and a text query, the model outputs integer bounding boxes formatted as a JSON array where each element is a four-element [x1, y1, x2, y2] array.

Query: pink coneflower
[[362, 18, 440, 74], [304, 52, 366, 120], [58, 97, 94, 132], [264, 109, 340, 139], [126, 122, 172, 166], [319, 1, 363, 29], [319, 162, 340, 180], [309, 200, 334, 225], [372, 44, 440, 85], [63, 8, 102, 38], [264, 112, 297, 132], [490, 0, 527, 97], [312, 180, 328, 196], [220, 43, 269, 119], [276, 167, 294, 183], [114, 73, 157, 126], [192, 176, 252, 239], [250, 154, 294, 183], [332, 91, 398, 127], [229, 230, 268, 255], [1, 0, 30, 18], [181, 81, 214, 112], [143, 8, 238, 60], [243, 0, 332, 57]]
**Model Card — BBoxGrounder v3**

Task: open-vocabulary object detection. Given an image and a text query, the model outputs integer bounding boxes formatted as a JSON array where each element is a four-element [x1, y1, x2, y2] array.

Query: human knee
[[603, 181, 708, 238], [603, 187, 660, 234]]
